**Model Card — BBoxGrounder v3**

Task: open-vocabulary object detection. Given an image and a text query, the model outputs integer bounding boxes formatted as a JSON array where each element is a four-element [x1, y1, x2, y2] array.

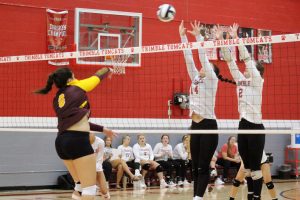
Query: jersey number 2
[[238, 88, 243, 98]]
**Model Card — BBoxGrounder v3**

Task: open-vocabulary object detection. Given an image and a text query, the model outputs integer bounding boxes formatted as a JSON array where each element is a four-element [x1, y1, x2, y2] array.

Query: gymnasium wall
[[0, 0, 299, 187], [0, 132, 290, 187], [0, 0, 299, 119]]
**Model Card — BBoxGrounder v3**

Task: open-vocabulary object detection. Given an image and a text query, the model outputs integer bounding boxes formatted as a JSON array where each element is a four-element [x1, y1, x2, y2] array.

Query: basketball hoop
[[108, 54, 129, 75], [104, 30, 136, 75]]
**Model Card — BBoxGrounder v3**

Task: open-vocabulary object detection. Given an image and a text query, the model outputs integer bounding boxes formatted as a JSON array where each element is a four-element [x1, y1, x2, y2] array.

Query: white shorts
[[96, 159, 103, 172], [92, 137, 105, 172]]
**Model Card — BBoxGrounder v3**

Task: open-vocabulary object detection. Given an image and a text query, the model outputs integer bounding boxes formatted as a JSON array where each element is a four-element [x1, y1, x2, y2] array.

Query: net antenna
[[111, 29, 135, 75]]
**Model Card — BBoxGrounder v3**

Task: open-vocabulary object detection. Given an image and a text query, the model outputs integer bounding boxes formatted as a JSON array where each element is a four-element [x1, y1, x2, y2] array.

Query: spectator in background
[[216, 136, 241, 182], [117, 135, 142, 177], [89, 133, 110, 199], [173, 135, 192, 186], [104, 136, 140, 189], [133, 134, 169, 188], [153, 134, 178, 187]]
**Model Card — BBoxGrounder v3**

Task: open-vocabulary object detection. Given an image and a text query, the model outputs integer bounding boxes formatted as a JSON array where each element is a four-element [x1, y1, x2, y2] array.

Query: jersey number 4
[[193, 86, 199, 94]]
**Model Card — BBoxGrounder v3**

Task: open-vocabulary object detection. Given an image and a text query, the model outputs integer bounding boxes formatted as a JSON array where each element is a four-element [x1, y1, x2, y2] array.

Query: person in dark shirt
[[35, 67, 117, 200]]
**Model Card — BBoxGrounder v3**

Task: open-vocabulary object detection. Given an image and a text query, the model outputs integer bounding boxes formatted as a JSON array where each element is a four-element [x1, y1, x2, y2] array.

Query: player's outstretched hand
[[179, 20, 187, 36], [103, 128, 118, 139], [230, 23, 239, 39], [214, 24, 223, 40], [187, 20, 203, 37]]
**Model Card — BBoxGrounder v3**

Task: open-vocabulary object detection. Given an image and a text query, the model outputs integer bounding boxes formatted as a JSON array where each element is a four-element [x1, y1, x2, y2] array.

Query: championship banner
[[46, 9, 69, 66]]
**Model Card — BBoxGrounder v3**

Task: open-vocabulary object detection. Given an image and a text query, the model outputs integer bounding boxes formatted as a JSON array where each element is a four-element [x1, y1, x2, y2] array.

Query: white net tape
[[0, 33, 299, 64]]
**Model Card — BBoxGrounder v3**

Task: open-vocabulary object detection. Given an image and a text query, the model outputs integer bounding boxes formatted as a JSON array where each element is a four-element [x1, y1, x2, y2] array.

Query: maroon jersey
[[53, 85, 90, 133], [52, 69, 110, 133]]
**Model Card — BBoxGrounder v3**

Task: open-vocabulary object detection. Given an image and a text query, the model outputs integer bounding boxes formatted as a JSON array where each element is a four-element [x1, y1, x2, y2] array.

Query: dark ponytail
[[213, 64, 236, 85], [34, 74, 54, 94], [217, 74, 236, 85], [256, 61, 264, 77], [34, 67, 73, 95]]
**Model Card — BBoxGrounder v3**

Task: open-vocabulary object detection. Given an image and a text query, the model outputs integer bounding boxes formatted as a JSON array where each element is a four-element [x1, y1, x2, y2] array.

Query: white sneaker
[[210, 169, 218, 177], [177, 180, 184, 186], [160, 180, 169, 188], [103, 192, 110, 200], [71, 191, 81, 200], [183, 179, 190, 186], [168, 181, 177, 187], [140, 179, 147, 188], [194, 196, 203, 200], [214, 177, 225, 185]]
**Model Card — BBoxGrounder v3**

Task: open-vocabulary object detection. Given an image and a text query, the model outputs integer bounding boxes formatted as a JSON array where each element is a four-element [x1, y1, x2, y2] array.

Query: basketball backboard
[[74, 8, 142, 67]]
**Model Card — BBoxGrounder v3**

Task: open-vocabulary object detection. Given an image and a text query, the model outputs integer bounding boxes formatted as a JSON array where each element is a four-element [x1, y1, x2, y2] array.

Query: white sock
[[74, 183, 82, 192], [135, 169, 140, 175]]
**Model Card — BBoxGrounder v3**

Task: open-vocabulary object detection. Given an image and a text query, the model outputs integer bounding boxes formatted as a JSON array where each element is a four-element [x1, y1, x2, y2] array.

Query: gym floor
[[0, 179, 299, 200]]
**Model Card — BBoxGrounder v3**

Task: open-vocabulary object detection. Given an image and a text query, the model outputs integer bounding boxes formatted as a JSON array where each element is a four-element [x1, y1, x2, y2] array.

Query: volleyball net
[[0, 32, 299, 134]]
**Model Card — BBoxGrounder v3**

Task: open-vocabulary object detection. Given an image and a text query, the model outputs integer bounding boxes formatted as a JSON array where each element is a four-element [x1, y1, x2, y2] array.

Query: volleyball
[[157, 4, 176, 22]]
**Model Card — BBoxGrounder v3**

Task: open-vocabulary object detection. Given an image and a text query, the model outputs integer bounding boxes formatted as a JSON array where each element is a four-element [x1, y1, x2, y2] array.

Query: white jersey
[[181, 35, 218, 119], [132, 143, 154, 163], [103, 147, 121, 161], [153, 143, 173, 161], [104, 146, 113, 160], [91, 136, 105, 172], [173, 143, 188, 160], [227, 45, 264, 124], [117, 145, 134, 162]]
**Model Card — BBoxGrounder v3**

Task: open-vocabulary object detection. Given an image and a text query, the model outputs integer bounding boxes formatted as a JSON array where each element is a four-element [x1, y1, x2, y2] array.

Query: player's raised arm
[[217, 24, 244, 82], [71, 67, 113, 92], [188, 20, 216, 79], [179, 20, 198, 81], [231, 23, 263, 82]]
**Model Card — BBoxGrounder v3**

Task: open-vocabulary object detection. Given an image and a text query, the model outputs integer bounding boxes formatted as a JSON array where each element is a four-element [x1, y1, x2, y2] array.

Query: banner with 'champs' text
[[46, 9, 69, 66]]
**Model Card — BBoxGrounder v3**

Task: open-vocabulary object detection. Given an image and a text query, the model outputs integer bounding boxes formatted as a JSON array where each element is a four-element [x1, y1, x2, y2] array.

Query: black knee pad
[[265, 181, 274, 190], [233, 179, 241, 187], [155, 165, 164, 173], [142, 163, 151, 170]]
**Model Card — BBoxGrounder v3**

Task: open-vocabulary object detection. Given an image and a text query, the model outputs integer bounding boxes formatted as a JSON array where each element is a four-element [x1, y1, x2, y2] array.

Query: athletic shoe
[[140, 179, 147, 188], [210, 169, 218, 177], [177, 180, 184, 186], [208, 185, 213, 192], [168, 181, 177, 187], [214, 177, 225, 185], [71, 191, 81, 200], [116, 184, 122, 189], [96, 186, 101, 196], [160, 179, 169, 188], [183, 179, 190, 186], [103, 192, 110, 200]]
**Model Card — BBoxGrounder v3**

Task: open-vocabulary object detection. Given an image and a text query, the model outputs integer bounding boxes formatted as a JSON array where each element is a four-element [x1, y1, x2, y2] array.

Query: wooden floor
[[0, 180, 299, 200]]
